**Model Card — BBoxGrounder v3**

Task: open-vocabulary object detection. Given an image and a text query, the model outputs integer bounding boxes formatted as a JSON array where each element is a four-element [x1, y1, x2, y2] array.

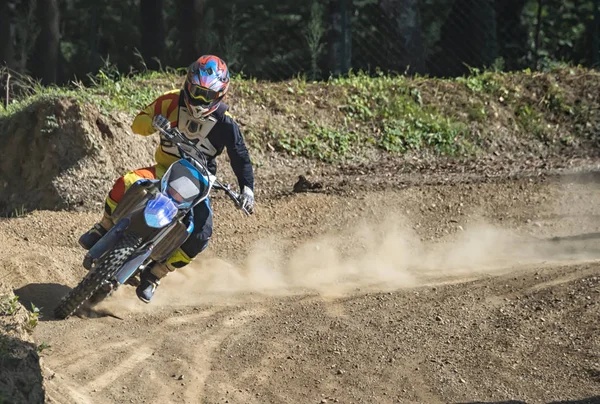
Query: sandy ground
[[1, 171, 600, 404]]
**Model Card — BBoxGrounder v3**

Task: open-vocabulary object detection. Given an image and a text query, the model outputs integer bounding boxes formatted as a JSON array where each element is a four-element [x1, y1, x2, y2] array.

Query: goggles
[[186, 82, 220, 105]]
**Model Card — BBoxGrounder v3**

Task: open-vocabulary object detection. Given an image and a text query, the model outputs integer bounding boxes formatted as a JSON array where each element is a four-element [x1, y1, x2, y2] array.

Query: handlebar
[[151, 115, 250, 216]]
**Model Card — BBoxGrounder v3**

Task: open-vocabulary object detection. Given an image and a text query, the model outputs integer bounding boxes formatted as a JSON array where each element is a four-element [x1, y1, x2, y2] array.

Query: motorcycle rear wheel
[[54, 232, 143, 319]]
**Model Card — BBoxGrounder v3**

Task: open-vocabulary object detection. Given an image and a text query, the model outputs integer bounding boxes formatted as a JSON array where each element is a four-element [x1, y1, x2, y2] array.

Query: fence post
[[341, 0, 352, 74], [533, 0, 543, 70], [593, 0, 600, 67], [4, 72, 9, 110]]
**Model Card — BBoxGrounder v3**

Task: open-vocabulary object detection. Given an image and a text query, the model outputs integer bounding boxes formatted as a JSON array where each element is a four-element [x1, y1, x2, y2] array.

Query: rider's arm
[[131, 90, 181, 136], [222, 116, 254, 191]]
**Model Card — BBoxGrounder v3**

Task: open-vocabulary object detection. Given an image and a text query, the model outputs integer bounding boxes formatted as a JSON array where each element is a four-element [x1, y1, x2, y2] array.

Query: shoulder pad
[[158, 89, 181, 100], [213, 102, 229, 120], [151, 90, 181, 108]]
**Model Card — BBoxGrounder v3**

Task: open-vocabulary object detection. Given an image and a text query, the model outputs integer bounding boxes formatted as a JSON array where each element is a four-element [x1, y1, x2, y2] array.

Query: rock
[[435, 315, 443, 322], [293, 175, 323, 193], [177, 375, 185, 380]]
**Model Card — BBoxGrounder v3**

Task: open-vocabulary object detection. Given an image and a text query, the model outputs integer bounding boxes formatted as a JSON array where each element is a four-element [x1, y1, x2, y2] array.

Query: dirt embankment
[[0, 285, 45, 404], [0, 98, 157, 215]]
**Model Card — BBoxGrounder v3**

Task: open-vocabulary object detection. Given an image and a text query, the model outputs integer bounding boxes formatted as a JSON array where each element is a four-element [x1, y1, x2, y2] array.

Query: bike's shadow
[[13, 283, 121, 321]]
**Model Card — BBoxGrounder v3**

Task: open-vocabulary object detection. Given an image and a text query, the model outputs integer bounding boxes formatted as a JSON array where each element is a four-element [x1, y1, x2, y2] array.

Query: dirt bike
[[54, 114, 249, 319]]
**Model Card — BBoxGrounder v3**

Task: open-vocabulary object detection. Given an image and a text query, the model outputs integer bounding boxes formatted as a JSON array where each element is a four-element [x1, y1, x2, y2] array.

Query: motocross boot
[[136, 262, 169, 303], [79, 213, 113, 250]]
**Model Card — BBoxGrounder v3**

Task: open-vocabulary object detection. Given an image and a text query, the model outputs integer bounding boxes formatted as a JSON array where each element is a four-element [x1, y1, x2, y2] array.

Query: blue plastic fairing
[[115, 248, 153, 284], [144, 193, 178, 228], [160, 159, 209, 208]]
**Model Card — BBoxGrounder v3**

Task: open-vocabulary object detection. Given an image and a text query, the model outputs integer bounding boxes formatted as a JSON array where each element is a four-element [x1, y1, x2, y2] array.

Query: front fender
[[114, 247, 154, 284]]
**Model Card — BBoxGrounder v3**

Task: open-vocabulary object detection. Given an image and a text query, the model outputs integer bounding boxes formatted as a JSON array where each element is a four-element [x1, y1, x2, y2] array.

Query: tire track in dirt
[[2, 174, 600, 403], [35, 305, 265, 404], [525, 263, 600, 293], [43, 364, 96, 404], [180, 309, 265, 403], [86, 346, 154, 392], [57, 339, 144, 375]]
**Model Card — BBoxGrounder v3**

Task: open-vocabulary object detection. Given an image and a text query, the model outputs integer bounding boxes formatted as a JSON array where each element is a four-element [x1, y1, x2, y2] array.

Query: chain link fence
[[196, 0, 600, 81], [1, 0, 599, 86]]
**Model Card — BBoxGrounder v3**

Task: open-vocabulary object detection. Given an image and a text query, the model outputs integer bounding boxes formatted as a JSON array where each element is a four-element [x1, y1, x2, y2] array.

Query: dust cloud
[[138, 216, 594, 307], [92, 212, 600, 315], [92, 179, 600, 314]]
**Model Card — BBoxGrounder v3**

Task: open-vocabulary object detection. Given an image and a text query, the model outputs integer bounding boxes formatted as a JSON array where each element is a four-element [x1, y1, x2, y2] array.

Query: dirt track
[[2, 171, 600, 404]]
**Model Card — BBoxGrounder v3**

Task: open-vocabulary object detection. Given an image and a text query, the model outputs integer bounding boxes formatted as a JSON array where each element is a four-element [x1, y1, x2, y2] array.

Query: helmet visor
[[186, 82, 220, 106]]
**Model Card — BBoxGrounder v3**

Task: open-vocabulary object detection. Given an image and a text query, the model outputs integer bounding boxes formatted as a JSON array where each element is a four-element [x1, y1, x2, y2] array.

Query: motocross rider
[[79, 55, 255, 303]]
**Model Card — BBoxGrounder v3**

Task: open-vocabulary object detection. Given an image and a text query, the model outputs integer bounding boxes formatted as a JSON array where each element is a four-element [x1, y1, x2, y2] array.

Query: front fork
[[83, 217, 131, 270]]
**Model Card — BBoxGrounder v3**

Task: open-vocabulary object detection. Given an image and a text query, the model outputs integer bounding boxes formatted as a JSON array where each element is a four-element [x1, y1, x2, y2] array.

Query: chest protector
[[160, 106, 218, 159]]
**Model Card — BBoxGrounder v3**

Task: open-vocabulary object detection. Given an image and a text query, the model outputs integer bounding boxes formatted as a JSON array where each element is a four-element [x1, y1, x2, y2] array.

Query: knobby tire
[[53, 232, 143, 319]]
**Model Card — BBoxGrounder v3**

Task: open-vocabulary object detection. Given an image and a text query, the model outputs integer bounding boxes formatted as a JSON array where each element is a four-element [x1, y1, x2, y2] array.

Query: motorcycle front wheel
[[54, 232, 143, 319]]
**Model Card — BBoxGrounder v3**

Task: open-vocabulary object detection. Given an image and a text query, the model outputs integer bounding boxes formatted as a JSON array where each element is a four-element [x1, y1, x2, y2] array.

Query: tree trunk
[[380, 0, 425, 74], [430, 0, 498, 77], [87, 3, 100, 75], [31, 0, 60, 84], [533, 0, 543, 70], [328, 0, 352, 76], [495, 0, 527, 71], [0, 0, 15, 69], [177, 0, 205, 65], [140, 0, 165, 70], [592, 0, 600, 66]]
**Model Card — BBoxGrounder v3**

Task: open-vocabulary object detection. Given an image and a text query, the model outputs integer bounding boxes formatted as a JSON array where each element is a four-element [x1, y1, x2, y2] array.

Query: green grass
[[3, 67, 474, 161], [2, 64, 598, 163], [25, 303, 40, 333], [1, 68, 181, 118], [455, 68, 507, 95], [0, 295, 40, 333], [8, 206, 27, 218], [36, 341, 51, 354], [515, 104, 546, 140], [332, 71, 469, 155], [273, 123, 360, 162], [0, 295, 20, 316]]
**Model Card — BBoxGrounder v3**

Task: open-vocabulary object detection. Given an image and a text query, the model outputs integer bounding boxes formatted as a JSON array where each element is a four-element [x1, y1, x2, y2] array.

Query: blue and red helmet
[[183, 55, 230, 119]]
